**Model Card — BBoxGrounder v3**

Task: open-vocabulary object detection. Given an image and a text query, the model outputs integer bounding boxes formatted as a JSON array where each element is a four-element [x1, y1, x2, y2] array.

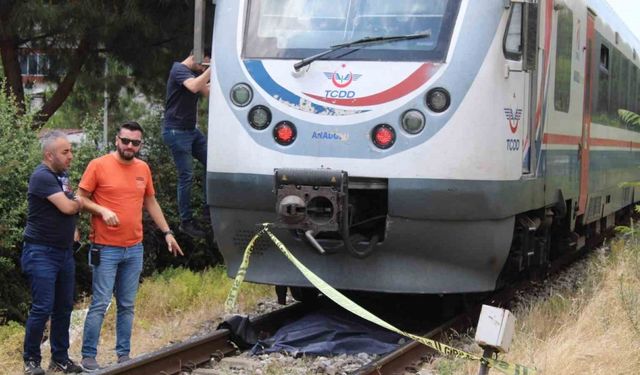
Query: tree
[[0, 0, 201, 129]]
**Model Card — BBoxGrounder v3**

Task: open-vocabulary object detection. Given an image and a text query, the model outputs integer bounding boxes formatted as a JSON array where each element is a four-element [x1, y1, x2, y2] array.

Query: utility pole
[[103, 55, 109, 148]]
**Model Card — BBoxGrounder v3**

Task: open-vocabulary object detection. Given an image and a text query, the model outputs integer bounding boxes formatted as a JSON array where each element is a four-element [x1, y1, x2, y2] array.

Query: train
[[204, 0, 640, 297]]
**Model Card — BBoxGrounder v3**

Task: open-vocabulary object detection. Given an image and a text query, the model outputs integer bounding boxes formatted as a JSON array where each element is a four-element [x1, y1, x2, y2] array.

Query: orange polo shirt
[[79, 153, 155, 247]]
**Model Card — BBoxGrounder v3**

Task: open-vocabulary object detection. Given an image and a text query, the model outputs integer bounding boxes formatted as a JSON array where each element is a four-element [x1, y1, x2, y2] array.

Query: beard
[[116, 145, 137, 161]]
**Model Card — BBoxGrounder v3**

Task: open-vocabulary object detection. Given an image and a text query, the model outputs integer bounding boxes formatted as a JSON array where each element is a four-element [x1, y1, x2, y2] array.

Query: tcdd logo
[[503, 108, 523, 134], [324, 64, 362, 88]]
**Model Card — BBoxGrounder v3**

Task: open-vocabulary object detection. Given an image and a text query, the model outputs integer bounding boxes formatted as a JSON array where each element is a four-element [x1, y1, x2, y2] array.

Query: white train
[[205, 0, 640, 295]]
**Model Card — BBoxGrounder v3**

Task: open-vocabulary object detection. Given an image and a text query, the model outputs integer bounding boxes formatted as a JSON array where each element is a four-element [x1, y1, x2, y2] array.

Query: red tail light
[[274, 121, 297, 145], [372, 124, 396, 149]]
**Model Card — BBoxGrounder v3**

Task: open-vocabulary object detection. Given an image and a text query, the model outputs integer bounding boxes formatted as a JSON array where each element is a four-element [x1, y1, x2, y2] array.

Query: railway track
[[353, 238, 600, 375], [92, 232, 602, 375], [93, 301, 311, 374]]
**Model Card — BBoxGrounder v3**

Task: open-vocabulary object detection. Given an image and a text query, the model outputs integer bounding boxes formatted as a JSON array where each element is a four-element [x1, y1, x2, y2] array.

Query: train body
[[206, 0, 640, 294]]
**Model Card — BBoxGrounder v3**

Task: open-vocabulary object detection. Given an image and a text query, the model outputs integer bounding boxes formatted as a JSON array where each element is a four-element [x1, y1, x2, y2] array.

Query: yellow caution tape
[[225, 224, 537, 375], [224, 228, 266, 313]]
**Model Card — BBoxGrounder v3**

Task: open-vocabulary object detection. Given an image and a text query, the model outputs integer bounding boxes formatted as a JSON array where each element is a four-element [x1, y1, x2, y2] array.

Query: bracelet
[[163, 229, 174, 237]]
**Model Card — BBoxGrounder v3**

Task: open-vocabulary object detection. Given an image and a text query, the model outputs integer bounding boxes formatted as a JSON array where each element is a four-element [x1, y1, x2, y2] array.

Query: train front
[[207, 0, 526, 294]]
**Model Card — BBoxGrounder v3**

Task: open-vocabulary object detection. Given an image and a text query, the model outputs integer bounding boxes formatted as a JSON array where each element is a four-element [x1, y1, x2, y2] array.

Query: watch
[[163, 229, 175, 237]]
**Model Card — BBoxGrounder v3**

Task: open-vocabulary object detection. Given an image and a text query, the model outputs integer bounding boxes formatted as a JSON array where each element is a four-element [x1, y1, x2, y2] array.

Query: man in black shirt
[[22, 131, 83, 374], [162, 51, 211, 238]]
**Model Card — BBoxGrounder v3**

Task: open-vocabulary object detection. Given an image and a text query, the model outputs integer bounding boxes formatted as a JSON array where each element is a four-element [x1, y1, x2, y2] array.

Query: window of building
[[554, 8, 573, 112], [19, 53, 49, 76]]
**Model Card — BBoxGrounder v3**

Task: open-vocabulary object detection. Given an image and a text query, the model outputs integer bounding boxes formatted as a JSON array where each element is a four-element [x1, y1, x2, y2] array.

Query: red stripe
[[303, 63, 438, 107], [543, 133, 581, 145], [543, 133, 640, 148]]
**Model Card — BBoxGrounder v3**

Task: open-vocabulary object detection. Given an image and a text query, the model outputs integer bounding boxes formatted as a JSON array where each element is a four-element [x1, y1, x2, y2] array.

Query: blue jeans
[[81, 243, 143, 358], [21, 242, 75, 363], [162, 128, 207, 222]]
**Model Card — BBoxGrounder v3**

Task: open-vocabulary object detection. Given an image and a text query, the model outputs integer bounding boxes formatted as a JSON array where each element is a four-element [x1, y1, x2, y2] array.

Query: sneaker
[[117, 354, 131, 364], [24, 359, 45, 375], [81, 357, 100, 372], [179, 219, 206, 238], [48, 358, 82, 373]]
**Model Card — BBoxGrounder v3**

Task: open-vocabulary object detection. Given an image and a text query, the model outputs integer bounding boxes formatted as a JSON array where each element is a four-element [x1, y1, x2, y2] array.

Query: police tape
[[224, 227, 266, 313], [225, 224, 537, 375]]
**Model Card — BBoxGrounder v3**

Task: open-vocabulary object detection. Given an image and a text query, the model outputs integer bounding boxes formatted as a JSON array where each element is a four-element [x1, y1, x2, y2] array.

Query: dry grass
[[4, 238, 640, 374], [0, 265, 272, 375], [427, 239, 640, 374]]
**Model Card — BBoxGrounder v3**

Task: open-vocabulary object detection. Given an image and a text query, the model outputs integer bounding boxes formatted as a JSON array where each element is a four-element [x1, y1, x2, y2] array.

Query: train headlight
[[426, 88, 450, 113], [371, 124, 396, 149], [274, 121, 297, 145], [248, 105, 271, 130], [401, 109, 425, 134], [230, 83, 253, 107]]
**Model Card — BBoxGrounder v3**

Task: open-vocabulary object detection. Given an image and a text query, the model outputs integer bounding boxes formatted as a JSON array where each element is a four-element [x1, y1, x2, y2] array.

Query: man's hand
[[74, 195, 84, 211], [165, 234, 183, 256], [100, 208, 120, 226]]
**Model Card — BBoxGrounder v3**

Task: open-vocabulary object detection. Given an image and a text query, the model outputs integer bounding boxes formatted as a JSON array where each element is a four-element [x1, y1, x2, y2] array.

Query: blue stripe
[[244, 60, 368, 115]]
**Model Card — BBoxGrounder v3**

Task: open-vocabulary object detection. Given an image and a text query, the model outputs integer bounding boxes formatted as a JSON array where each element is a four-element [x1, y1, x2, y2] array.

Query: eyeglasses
[[118, 136, 142, 147]]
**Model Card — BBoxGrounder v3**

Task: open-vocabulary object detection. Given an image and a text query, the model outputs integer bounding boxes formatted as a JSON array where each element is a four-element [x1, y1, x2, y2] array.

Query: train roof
[[587, 0, 640, 51]]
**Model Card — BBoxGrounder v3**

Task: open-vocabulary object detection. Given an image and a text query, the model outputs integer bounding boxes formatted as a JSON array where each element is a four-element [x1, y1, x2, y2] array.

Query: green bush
[[0, 86, 219, 325], [0, 89, 44, 323]]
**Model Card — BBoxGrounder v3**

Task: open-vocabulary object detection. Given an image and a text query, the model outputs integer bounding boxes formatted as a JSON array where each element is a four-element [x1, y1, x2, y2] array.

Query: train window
[[636, 68, 640, 113], [594, 42, 611, 125], [610, 49, 623, 122], [503, 3, 523, 60], [553, 8, 573, 113], [243, 0, 461, 61], [630, 67, 637, 113], [600, 45, 609, 72]]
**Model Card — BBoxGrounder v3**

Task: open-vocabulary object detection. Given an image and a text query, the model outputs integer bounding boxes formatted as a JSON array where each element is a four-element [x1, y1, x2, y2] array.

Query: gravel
[[190, 246, 611, 375]]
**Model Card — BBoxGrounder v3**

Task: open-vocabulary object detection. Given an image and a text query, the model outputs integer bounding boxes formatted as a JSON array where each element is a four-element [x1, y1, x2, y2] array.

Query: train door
[[504, 2, 535, 175], [577, 11, 595, 215]]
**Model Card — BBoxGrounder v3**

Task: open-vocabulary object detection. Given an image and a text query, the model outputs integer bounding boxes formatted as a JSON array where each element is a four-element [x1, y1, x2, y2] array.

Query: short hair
[[189, 48, 211, 58], [118, 121, 144, 135], [41, 130, 68, 152]]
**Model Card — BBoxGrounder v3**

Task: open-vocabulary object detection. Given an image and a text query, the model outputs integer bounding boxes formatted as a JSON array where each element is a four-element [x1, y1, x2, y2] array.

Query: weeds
[[0, 321, 25, 371], [1, 266, 273, 374], [618, 276, 640, 336]]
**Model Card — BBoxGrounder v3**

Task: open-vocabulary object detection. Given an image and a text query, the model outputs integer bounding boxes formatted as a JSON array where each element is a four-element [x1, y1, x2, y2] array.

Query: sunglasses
[[118, 136, 142, 147]]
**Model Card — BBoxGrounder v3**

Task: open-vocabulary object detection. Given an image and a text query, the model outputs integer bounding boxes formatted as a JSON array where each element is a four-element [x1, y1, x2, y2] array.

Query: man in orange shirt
[[77, 121, 182, 371]]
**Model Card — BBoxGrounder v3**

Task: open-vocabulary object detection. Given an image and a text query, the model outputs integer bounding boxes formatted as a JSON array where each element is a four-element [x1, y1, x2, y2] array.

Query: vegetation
[[0, 83, 217, 325], [0, 266, 273, 373], [0, 0, 210, 126], [425, 233, 640, 374], [619, 109, 640, 128]]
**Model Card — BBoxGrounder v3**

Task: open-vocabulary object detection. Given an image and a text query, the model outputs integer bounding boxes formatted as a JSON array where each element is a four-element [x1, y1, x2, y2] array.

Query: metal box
[[474, 304, 516, 353]]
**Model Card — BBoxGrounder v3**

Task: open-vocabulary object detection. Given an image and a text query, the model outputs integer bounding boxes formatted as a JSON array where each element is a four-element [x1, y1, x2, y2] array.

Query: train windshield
[[243, 0, 461, 61]]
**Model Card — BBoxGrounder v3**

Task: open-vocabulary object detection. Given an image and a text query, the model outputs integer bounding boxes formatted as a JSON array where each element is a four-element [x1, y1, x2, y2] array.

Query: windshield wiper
[[293, 31, 431, 71]]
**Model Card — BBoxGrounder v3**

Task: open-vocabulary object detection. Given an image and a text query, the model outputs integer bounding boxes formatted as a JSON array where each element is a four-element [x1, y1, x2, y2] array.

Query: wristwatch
[[163, 229, 175, 237]]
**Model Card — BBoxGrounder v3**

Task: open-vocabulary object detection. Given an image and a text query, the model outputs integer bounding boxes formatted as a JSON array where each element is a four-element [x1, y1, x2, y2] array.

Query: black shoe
[[48, 358, 83, 373], [179, 219, 206, 238], [24, 359, 44, 375]]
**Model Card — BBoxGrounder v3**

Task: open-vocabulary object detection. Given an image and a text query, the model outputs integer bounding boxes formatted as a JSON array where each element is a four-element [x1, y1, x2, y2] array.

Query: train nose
[[277, 195, 307, 224]]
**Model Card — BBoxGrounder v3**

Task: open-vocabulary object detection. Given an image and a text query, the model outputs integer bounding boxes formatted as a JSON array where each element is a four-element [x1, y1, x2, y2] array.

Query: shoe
[[81, 357, 100, 372], [179, 219, 206, 238], [24, 359, 45, 375], [117, 354, 131, 363], [48, 358, 82, 373]]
